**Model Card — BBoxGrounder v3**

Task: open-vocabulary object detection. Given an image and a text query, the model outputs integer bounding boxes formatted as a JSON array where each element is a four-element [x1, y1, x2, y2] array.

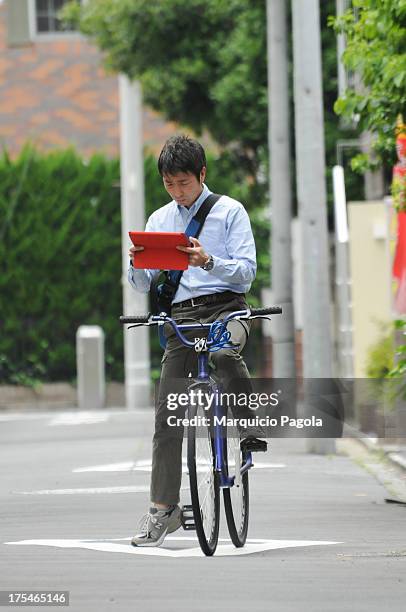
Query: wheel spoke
[[198, 477, 213, 519], [197, 465, 213, 489]]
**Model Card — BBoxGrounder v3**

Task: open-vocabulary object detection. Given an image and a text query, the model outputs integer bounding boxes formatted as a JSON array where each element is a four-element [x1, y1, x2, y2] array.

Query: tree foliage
[[63, 0, 268, 172], [329, 0, 406, 170], [63, 0, 364, 206]]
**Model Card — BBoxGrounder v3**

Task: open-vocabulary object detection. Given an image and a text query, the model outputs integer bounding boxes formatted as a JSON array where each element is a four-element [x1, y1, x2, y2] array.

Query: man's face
[[162, 168, 206, 208]]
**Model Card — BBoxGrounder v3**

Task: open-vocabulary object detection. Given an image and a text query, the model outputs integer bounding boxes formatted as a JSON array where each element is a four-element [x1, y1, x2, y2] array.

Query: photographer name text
[[166, 415, 323, 429]]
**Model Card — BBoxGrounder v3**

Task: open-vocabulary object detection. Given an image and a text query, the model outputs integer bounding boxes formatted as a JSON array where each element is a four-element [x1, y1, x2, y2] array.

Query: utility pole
[[360, 131, 385, 200], [119, 76, 151, 409], [291, 0, 335, 453], [336, 0, 348, 100], [266, 0, 296, 379]]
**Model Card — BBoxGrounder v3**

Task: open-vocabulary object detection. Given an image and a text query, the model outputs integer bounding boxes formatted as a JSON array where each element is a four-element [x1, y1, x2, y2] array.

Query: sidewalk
[[357, 436, 406, 471], [342, 418, 406, 474], [338, 436, 406, 504]]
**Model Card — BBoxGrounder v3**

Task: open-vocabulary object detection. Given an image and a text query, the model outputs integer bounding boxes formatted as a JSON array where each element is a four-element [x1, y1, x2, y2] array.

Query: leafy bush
[[0, 145, 123, 385], [365, 330, 394, 379], [365, 320, 406, 405], [387, 318, 406, 400]]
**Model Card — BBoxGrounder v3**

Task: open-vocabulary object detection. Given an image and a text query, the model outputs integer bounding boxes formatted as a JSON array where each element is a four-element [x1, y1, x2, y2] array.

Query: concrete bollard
[[76, 326, 105, 410]]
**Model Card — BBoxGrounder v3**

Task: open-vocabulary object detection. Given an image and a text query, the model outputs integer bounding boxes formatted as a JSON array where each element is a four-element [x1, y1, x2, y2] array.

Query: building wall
[[348, 200, 393, 377], [0, 2, 178, 158]]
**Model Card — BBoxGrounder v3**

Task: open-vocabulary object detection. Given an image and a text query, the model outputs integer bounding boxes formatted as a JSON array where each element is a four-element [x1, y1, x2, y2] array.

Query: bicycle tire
[[223, 413, 249, 547], [187, 398, 220, 556]]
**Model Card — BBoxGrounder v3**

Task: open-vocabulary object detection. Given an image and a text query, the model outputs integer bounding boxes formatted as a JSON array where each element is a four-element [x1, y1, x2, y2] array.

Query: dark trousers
[[150, 294, 251, 505]]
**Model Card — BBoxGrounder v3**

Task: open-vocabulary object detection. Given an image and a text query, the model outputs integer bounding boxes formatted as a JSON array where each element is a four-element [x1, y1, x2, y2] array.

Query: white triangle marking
[[4, 536, 342, 558]]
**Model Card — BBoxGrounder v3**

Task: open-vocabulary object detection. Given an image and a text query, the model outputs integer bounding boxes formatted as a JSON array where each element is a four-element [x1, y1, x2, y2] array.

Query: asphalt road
[[0, 407, 405, 612]]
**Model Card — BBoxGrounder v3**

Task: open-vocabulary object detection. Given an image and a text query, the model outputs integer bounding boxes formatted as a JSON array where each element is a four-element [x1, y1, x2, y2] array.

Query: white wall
[[348, 200, 393, 377]]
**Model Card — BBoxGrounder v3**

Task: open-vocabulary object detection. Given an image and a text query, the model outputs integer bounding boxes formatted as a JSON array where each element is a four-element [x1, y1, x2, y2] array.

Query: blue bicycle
[[120, 304, 282, 556]]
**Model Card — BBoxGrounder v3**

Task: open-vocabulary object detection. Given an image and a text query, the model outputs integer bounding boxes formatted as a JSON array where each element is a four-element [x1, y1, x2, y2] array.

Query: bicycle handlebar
[[120, 314, 151, 324], [248, 306, 282, 316], [119, 305, 282, 326], [119, 306, 282, 351]]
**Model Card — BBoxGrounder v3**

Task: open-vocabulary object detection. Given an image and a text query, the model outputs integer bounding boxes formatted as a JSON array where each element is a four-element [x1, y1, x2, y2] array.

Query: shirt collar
[[176, 183, 212, 215]]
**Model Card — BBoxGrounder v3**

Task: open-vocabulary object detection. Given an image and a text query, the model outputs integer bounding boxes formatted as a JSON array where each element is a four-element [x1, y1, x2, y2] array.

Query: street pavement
[[1, 407, 405, 612]]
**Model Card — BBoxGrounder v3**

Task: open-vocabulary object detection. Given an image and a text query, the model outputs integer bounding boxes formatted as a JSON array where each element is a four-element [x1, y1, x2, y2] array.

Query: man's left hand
[[177, 237, 209, 267]]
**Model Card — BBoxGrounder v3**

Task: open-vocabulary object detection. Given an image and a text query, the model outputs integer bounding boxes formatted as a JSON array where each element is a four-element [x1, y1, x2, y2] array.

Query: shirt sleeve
[[127, 214, 160, 293], [206, 205, 257, 284]]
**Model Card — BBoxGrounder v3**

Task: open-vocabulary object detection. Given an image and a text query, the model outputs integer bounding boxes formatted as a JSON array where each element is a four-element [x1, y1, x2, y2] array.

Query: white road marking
[[49, 412, 110, 426], [73, 458, 286, 473], [244, 462, 286, 469], [0, 408, 144, 423], [4, 536, 342, 558], [74, 461, 136, 473], [0, 413, 53, 422], [14, 485, 151, 495], [14, 485, 190, 496]]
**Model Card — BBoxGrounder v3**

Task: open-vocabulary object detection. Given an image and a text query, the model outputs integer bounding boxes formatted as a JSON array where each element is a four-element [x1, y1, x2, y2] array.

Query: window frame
[[28, 0, 87, 40]]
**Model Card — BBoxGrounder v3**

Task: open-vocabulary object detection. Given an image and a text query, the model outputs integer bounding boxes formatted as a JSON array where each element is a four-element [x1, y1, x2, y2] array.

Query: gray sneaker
[[131, 505, 182, 547]]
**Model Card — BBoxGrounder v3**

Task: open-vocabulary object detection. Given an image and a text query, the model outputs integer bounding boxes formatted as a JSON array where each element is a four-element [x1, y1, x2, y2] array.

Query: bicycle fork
[[196, 351, 253, 488]]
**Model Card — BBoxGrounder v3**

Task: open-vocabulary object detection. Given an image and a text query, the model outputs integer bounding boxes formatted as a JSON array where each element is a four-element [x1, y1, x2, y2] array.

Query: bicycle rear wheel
[[187, 398, 220, 556], [223, 416, 249, 547]]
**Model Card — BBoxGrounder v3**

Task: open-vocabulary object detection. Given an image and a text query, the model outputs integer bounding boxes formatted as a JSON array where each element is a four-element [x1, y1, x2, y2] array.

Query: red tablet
[[129, 231, 190, 270]]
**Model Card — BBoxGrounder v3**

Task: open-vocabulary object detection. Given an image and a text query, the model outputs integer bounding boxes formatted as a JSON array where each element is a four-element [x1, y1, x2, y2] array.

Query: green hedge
[[0, 145, 270, 386], [0, 146, 123, 385]]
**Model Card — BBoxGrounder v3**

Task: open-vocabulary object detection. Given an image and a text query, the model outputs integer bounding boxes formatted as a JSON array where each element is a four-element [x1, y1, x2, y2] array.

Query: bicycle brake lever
[[128, 322, 158, 329]]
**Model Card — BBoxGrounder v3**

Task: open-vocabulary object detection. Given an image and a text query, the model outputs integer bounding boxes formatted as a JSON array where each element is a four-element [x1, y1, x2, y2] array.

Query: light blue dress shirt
[[128, 183, 256, 304]]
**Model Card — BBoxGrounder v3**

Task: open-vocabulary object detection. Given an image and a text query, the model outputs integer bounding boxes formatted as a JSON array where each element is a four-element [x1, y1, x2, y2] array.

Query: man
[[128, 134, 265, 547]]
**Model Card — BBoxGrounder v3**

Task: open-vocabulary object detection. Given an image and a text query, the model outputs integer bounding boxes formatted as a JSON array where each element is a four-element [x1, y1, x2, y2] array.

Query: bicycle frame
[[152, 311, 254, 489], [122, 302, 281, 552]]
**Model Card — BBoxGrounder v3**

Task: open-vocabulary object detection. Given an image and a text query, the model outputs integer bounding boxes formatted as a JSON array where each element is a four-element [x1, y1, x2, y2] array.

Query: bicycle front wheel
[[187, 399, 220, 556], [223, 416, 249, 547]]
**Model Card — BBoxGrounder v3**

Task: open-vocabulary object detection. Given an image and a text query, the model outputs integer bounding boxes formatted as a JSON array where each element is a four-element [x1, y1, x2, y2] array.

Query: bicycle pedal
[[181, 504, 196, 530], [240, 437, 268, 453]]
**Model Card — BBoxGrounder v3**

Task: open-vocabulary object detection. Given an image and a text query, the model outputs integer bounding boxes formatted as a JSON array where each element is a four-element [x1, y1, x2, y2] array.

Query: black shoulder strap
[[152, 193, 221, 313], [188, 193, 221, 240]]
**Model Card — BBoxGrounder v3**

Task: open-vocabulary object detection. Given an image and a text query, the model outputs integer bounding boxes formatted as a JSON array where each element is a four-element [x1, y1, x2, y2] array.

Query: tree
[[63, 0, 268, 175], [63, 0, 363, 204], [329, 0, 406, 171]]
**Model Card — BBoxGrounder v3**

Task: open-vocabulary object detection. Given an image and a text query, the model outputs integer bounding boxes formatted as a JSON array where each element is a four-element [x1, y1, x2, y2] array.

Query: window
[[35, 0, 81, 34]]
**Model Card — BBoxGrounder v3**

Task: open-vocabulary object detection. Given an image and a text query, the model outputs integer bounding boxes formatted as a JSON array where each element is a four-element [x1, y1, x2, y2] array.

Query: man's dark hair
[[158, 135, 206, 181]]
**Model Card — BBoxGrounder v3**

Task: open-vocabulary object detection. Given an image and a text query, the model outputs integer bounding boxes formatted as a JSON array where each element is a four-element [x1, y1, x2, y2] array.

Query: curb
[[354, 431, 406, 472]]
